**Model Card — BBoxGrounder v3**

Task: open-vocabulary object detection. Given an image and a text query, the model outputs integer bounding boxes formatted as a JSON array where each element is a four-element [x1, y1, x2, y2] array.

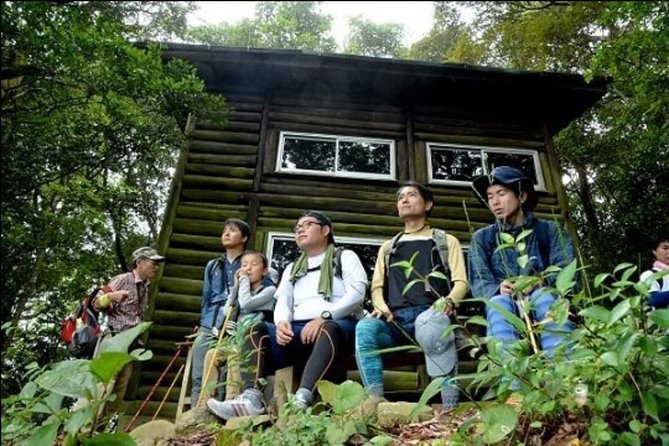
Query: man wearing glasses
[[207, 210, 368, 420]]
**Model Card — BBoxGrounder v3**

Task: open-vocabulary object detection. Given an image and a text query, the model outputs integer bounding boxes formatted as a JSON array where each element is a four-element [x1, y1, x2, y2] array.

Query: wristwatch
[[321, 310, 332, 320]]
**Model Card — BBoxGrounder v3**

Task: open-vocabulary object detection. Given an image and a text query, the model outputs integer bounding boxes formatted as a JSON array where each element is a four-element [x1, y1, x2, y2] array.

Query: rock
[[377, 402, 434, 428], [174, 406, 219, 434], [129, 420, 175, 446]]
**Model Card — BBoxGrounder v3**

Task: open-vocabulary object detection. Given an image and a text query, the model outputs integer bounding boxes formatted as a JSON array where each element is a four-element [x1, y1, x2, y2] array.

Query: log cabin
[[122, 44, 609, 421]]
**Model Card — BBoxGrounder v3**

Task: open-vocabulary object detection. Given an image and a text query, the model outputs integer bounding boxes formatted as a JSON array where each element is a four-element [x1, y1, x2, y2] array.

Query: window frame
[[426, 142, 546, 191], [276, 131, 397, 181]]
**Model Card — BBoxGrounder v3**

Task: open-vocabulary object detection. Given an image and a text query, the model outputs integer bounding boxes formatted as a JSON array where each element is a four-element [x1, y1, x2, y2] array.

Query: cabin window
[[266, 232, 384, 282], [277, 132, 396, 180], [427, 143, 545, 190]]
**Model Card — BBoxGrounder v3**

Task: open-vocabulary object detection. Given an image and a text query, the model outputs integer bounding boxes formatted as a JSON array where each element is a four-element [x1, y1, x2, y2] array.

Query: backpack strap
[[333, 246, 345, 279], [432, 229, 450, 277]]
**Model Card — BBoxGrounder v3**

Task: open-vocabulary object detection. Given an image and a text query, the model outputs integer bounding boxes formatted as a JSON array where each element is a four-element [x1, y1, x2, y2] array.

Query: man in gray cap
[[93, 246, 165, 414], [468, 166, 575, 364], [355, 181, 468, 411]]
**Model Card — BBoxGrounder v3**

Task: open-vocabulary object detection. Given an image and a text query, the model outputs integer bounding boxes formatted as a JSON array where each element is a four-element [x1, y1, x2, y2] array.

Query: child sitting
[[640, 232, 669, 309]]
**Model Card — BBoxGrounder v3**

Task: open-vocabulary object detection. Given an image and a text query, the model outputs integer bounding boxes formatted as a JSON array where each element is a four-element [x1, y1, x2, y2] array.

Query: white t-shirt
[[274, 249, 368, 323], [640, 268, 669, 292]]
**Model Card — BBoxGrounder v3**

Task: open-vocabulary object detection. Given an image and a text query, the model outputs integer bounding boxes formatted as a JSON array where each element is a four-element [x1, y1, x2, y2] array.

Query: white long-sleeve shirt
[[274, 249, 368, 323]]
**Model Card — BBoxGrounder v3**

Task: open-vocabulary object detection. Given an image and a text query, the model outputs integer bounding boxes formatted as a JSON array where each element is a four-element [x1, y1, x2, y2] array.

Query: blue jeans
[[355, 305, 429, 396], [486, 288, 573, 358]]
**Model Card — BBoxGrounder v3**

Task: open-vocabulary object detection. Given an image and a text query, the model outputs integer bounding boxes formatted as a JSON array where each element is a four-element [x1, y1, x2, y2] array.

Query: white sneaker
[[206, 389, 265, 420]]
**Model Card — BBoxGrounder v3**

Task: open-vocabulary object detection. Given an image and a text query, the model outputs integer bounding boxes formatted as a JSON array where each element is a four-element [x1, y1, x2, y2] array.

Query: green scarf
[[289, 244, 336, 301]]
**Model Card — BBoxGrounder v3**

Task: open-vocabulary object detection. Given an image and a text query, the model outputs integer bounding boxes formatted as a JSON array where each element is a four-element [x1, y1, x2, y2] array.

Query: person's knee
[[530, 289, 557, 318], [355, 318, 384, 350], [487, 294, 514, 316]]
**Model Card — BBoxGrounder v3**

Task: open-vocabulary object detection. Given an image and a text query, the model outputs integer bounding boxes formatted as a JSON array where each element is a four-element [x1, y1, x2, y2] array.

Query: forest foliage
[[2, 0, 667, 425]]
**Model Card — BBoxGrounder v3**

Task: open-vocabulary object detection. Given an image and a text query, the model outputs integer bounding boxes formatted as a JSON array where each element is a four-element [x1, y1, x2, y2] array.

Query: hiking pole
[[125, 343, 185, 432], [151, 363, 185, 421], [196, 302, 237, 408]]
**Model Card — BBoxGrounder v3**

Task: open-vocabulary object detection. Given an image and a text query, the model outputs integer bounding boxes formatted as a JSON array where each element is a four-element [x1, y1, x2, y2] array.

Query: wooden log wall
[[127, 91, 568, 419]]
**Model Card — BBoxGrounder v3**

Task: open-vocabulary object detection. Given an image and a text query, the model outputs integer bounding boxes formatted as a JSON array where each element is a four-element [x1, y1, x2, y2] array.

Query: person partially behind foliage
[[92, 246, 165, 414], [639, 231, 669, 308], [355, 182, 468, 411], [468, 166, 576, 361], [190, 218, 249, 406]]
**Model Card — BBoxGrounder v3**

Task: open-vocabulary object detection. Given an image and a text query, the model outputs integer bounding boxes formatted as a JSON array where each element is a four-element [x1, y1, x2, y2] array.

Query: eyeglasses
[[293, 220, 324, 233]]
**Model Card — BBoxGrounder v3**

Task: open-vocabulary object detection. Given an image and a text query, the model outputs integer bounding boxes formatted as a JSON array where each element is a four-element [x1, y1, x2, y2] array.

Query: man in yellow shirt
[[355, 182, 468, 410]]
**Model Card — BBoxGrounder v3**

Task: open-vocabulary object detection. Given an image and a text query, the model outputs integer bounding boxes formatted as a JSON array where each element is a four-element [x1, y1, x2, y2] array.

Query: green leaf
[[477, 405, 518, 444], [621, 265, 638, 282], [614, 262, 634, 274], [516, 229, 534, 243], [35, 360, 97, 399], [20, 421, 60, 446], [19, 381, 38, 399], [32, 391, 64, 415], [649, 309, 669, 329], [428, 270, 448, 281], [331, 380, 365, 415], [410, 376, 445, 421], [600, 351, 620, 368], [369, 435, 394, 446], [619, 432, 641, 446], [488, 301, 527, 334], [616, 332, 639, 362], [608, 299, 631, 326], [579, 305, 610, 322], [98, 321, 152, 354], [516, 242, 526, 254], [401, 279, 421, 296], [316, 380, 337, 406], [499, 232, 514, 244], [594, 273, 610, 288], [517, 254, 529, 268], [555, 259, 577, 293], [529, 420, 542, 428], [595, 394, 610, 411], [629, 419, 644, 434], [325, 419, 357, 445], [64, 405, 95, 436], [90, 352, 136, 385], [465, 315, 488, 327], [81, 432, 136, 445], [641, 391, 659, 422]]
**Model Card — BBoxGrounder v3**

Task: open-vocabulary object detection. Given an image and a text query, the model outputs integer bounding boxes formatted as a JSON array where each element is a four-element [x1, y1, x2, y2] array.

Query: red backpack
[[60, 285, 112, 358]]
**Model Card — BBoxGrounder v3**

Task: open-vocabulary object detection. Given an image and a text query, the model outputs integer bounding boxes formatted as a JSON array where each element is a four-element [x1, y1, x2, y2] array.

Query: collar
[[496, 211, 536, 232], [132, 269, 149, 286]]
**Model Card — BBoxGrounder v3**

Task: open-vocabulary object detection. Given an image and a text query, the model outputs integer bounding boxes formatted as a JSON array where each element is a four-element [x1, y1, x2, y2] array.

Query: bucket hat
[[472, 166, 538, 211]]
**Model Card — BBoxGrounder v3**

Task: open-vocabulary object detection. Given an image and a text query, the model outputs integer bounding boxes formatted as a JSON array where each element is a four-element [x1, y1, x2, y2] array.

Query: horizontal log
[[176, 203, 248, 221], [268, 121, 404, 139], [182, 175, 253, 191], [137, 385, 183, 403], [197, 111, 261, 125], [256, 192, 397, 216], [185, 163, 255, 179], [154, 291, 201, 311], [197, 120, 260, 133], [163, 264, 206, 281], [187, 152, 257, 167], [261, 176, 401, 194], [170, 233, 223, 252], [270, 104, 405, 123], [190, 129, 259, 145], [258, 182, 397, 203], [149, 324, 194, 341], [180, 189, 249, 205], [146, 339, 189, 356], [268, 111, 405, 132], [172, 218, 228, 237], [159, 276, 203, 296], [153, 309, 200, 326], [188, 140, 259, 155]]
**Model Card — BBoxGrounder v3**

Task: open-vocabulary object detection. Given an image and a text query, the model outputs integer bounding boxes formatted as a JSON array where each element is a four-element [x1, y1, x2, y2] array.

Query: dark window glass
[[339, 141, 391, 175], [282, 136, 336, 172], [485, 152, 538, 185], [268, 237, 381, 283], [269, 238, 301, 277], [431, 148, 483, 181]]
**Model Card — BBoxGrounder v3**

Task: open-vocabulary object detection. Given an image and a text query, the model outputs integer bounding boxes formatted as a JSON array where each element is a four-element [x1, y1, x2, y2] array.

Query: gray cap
[[131, 246, 166, 265], [414, 307, 457, 377]]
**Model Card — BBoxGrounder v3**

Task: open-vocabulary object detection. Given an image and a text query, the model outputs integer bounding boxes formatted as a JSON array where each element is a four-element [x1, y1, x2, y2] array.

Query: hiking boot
[[206, 389, 265, 420]]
